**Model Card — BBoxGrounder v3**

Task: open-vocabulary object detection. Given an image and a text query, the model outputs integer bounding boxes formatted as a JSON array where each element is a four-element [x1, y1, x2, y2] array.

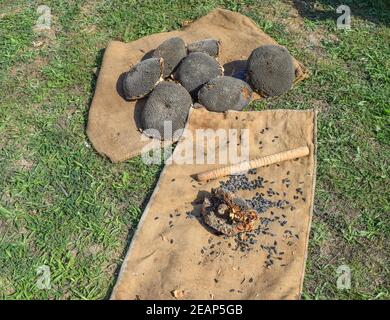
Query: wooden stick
[[196, 146, 310, 182]]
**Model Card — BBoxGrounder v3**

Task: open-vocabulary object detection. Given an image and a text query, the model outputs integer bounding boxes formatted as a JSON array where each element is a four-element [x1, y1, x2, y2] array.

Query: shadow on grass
[[293, 0, 390, 26], [84, 47, 106, 132]]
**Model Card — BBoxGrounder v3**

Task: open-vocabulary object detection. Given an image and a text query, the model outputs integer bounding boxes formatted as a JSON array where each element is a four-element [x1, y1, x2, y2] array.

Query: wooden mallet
[[196, 146, 310, 182]]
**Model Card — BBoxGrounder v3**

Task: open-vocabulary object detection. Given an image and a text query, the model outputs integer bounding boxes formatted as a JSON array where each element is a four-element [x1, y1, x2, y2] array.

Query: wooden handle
[[196, 146, 310, 182]]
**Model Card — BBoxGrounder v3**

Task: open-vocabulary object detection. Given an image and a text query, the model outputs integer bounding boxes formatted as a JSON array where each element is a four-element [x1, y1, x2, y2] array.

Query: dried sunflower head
[[201, 188, 259, 236]]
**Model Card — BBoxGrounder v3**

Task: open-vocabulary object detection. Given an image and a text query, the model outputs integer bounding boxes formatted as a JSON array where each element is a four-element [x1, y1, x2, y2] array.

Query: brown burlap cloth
[[86, 9, 308, 162], [111, 107, 317, 300]]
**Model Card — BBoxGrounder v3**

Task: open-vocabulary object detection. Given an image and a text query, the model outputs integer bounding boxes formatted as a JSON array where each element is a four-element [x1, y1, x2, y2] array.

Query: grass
[[0, 0, 389, 299]]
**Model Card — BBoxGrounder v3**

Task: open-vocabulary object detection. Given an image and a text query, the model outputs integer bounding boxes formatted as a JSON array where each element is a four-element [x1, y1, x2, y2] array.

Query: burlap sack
[[86, 9, 308, 162], [111, 107, 316, 300]]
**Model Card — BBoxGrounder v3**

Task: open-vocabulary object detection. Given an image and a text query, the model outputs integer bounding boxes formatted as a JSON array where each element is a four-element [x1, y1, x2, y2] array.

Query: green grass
[[0, 0, 389, 299]]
